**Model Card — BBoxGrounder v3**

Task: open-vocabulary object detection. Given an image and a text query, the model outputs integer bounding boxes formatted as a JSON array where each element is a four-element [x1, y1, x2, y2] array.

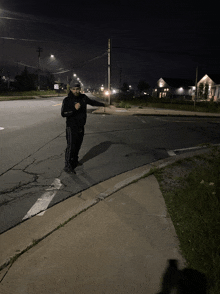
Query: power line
[[0, 36, 47, 42]]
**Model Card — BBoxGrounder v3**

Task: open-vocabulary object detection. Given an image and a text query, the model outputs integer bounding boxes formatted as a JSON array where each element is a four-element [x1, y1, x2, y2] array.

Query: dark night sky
[[0, 0, 219, 89]]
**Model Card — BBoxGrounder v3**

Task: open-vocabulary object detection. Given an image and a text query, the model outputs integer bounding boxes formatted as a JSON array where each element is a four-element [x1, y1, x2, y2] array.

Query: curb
[[0, 95, 65, 101], [132, 113, 220, 118], [0, 146, 214, 273], [92, 107, 220, 118]]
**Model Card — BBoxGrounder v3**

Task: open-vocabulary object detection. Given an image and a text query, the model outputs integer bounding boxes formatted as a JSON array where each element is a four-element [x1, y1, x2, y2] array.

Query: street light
[[71, 73, 84, 90]]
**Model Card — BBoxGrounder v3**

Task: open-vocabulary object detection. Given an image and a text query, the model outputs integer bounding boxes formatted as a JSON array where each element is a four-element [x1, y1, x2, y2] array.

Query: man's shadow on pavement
[[157, 259, 208, 294], [68, 141, 113, 189], [80, 141, 113, 165]]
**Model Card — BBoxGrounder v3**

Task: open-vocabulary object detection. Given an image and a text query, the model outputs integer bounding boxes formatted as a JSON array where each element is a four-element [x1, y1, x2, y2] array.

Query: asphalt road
[[1, 94, 220, 233]]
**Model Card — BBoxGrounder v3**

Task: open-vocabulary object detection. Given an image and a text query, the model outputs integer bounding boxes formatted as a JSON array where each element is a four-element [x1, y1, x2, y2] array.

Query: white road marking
[[22, 178, 62, 220], [172, 120, 196, 123], [0, 127, 4, 130], [167, 150, 176, 156], [53, 103, 62, 106], [136, 117, 146, 123], [167, 143, 220, 156], [154, 117, 205, 123]]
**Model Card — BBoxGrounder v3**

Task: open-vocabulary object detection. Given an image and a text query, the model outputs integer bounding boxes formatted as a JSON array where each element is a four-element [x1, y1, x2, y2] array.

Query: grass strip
[[0, 96, 36, 101], [0, 90, 58, 97], [114, 97, 220, 113], [154, 148, 220, 294], [0, 90, 63, 101]]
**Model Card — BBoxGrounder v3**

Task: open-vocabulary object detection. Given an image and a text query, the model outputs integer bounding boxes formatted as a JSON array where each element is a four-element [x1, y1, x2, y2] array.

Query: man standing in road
[[61, 83, 105, 173]]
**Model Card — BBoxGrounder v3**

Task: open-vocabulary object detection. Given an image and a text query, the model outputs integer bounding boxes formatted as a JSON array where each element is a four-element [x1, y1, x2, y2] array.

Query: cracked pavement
[[0, 132, 68, 233], [0, 135, 65, 203]]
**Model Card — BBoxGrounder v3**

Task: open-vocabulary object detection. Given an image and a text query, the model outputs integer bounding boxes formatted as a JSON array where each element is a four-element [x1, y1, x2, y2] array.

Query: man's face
[[71, 87, 81, 96]]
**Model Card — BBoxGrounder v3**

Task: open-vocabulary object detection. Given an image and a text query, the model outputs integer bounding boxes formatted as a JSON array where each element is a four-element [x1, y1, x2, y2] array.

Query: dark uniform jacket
[[61, 92, 104, 128]]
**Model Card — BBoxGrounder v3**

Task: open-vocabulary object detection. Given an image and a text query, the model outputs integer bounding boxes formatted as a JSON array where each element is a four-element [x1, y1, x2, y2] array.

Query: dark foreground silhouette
[[157, 259, 207, 294]]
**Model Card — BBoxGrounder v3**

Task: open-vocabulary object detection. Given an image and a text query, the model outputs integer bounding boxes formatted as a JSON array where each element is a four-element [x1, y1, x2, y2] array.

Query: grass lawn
[[0, 90, 62, 101], [113, 96, 220, 113], [154, 147, 220, 294]]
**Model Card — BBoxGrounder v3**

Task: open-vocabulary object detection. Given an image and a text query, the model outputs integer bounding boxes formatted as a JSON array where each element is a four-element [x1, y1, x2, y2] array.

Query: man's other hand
[[75, 102, 81, 110]]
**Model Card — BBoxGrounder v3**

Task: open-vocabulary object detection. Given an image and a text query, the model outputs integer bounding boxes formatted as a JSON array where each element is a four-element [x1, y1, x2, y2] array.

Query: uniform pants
[[65, 127, 84, 169]]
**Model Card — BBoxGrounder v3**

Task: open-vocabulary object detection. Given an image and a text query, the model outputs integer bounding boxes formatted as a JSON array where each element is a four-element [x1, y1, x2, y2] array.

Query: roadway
[[1, 94, 220, 233]]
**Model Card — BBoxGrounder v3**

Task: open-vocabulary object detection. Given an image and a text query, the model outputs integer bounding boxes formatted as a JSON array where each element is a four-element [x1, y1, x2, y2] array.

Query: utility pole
[[194, 66, 198, 108], [37, 47, 43, 91], [7, 71, 10, 90], [119, 68, 122, 93], [67, 75, 71, 93], [108, 38, 111, 104]]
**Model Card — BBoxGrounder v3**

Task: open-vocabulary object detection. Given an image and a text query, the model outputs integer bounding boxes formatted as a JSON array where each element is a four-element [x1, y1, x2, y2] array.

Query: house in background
[[153, 78, 195, 99], [197, 74, 220, 101]]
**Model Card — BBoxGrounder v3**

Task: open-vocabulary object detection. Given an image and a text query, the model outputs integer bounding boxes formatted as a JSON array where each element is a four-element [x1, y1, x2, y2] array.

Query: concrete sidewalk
[[3, 148, 213, 294]]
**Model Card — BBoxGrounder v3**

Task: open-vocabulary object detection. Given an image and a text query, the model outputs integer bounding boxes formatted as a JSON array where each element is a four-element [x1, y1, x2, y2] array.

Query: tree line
[[0, 67, 55, 92], [121, 80, 150, 93]]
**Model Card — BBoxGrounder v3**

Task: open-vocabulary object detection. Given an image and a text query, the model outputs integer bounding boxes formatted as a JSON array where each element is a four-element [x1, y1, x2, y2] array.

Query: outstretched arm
[[86, 96, 105, 107]]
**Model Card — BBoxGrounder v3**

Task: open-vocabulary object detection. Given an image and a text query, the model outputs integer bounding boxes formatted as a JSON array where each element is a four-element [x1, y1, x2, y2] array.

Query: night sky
[[0, 0, 219, 89]]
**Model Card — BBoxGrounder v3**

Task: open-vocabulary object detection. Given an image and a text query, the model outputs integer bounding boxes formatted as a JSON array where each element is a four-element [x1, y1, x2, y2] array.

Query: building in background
[[197, 74, 220, 101], [153, 78, 195, 99]]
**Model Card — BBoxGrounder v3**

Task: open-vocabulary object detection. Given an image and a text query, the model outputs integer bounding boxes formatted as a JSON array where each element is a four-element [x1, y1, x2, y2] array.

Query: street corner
[[91, 104, 131, 115], [91, 106, 112, 115]]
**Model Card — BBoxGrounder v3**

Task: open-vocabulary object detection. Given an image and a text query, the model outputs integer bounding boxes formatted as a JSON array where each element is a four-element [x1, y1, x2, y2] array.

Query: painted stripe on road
[[22, 178, 62, 220], [53, 103, 62, 106], [136, 117, 146, 123], [167, 143, 220, 156], [0, 127, 4, 130], [167, 146, 205, 156]]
